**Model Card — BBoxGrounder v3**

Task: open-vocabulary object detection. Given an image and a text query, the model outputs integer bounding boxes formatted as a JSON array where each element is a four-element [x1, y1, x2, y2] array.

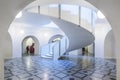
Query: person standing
[[26, 45, 29, 54], [30, 43, 35, 55]]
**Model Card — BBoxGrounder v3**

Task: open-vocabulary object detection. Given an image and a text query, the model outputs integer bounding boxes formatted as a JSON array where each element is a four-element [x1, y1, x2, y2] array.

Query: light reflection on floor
[[4, 55, 116, 80]]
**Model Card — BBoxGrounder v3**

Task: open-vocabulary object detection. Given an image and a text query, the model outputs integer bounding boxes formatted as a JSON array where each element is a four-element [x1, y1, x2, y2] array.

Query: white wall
[[95, 19, 111, 58], [104, 30, 116, 59], [53, 42, 60, 60], [41, 44, 51, 57], [60, 37, 68, 55], [9, 12, 65, 58]]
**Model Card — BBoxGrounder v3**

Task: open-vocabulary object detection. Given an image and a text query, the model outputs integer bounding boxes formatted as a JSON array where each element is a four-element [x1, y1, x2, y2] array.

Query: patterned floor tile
[[4, 55, 116, 80], [55, 72, 68, 78], [22, 76, 40, 80], [62, 76, 81, 80], [5, 76, 19, 80]]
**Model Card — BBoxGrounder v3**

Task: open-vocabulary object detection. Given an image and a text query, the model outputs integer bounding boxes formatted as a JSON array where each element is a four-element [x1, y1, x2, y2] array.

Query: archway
[[22, 36, 39, 57], [40, 34, 68, 58], [48, 34, 64, 43], [104, 30, 116, 59], [1, 0, 119, 80], [7, 2, 114, 59]]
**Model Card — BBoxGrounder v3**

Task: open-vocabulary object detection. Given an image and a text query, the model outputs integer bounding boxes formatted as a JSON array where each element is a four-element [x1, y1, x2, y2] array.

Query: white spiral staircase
[[39, 14, 95, 60]]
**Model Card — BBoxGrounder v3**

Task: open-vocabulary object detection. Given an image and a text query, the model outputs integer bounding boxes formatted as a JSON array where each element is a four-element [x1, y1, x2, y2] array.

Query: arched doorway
[[49, 34, 64, 56], [49, 34, 68, 55], [104, 30, 116, 59], [22, 36, 39, 57], [48, 34, 64, 43], [40, 34, 66, 58]]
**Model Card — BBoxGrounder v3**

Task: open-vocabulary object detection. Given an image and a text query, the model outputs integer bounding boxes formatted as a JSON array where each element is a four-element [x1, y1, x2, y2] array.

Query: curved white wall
[[94, 18, 111, 58], [104, 30, 116, 59]]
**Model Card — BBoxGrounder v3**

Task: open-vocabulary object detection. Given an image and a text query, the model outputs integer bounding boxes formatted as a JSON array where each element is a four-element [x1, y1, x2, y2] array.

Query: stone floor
[[4, 55, 116, 80]]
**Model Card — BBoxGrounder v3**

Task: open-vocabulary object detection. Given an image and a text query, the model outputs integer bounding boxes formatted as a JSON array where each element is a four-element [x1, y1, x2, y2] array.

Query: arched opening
[[48, 34, 63, 43], [22, 36, 39, 57], [49, 34, 68, 55], [40, 34, 69, 59], [7, 0, 115, 59], [2, 0, 118, 80], [104, 30, 116, 59]]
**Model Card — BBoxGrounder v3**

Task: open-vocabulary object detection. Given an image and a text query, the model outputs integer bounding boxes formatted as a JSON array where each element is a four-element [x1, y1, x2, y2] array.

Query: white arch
[[22, 36, 40, 56], [104, 30, 116, 59], [0, 0, 120, 80], [48, 34, 64, 43]]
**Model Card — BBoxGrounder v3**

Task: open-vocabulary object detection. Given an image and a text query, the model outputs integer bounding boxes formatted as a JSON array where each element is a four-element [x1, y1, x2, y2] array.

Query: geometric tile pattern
[[4, 55, 116, 80]]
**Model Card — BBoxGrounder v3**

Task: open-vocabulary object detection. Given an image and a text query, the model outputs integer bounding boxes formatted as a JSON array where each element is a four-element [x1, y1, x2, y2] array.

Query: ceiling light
[[44, 33, 49, 37], [97, 10, 105, 19], [20, 30, 24, 34], [16, 11, 22, 18]]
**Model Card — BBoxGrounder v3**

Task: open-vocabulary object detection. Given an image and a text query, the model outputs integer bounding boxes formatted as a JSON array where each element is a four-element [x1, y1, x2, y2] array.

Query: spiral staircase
[[37, 14, 95, 59], [14, 11, 95, 60]]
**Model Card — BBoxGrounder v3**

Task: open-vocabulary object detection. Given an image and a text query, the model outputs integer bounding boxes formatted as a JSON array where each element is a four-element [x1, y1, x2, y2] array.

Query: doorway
[[22, 36, 39, 57]]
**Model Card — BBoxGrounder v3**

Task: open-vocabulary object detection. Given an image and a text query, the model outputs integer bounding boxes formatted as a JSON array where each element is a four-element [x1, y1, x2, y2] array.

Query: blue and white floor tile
[[4, 55, 116, 80]]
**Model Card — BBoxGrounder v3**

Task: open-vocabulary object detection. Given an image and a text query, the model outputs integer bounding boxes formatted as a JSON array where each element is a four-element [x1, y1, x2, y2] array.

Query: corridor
[[4, 55, 116, 80]]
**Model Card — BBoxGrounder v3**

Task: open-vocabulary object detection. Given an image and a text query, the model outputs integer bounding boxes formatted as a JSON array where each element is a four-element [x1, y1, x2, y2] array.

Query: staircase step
[[42, 55, 53, 59], [45, 54, 53, 57]]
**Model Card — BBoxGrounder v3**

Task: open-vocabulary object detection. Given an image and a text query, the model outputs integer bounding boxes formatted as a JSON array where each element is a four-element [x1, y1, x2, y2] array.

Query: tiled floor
[[4, 55, 116, 80]]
